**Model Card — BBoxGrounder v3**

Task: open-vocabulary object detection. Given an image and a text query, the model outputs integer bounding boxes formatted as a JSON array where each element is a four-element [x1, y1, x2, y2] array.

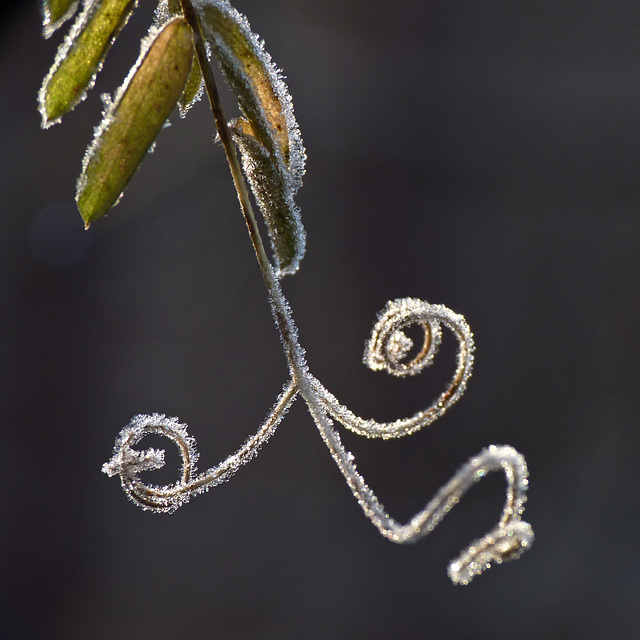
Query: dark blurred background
[[1, 1, 639, 638]]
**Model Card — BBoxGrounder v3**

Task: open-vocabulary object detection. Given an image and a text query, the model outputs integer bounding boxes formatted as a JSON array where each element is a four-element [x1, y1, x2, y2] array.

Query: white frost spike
[[102, 446, 165, 477], [99, 92, 113, 109], [41, 0, 80, 39]]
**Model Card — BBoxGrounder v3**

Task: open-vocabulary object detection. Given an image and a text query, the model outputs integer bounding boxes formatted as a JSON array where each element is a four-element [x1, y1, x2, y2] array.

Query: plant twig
[[179, 0, 304, 382]]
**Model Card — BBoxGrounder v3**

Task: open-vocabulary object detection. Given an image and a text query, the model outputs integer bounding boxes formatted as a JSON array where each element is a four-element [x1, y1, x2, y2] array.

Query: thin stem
[[179, 0, 304, 381]]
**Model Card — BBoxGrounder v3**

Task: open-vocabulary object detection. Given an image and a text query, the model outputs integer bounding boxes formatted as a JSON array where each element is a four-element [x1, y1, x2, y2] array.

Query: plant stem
[[179, 0, 305, 382]]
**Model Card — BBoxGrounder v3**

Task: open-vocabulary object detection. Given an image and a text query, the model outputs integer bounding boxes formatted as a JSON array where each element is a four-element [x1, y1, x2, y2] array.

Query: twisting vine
[[39, 0, 533, 585]]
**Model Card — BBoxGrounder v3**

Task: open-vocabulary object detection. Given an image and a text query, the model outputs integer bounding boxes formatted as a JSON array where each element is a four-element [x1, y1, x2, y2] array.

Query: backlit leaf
[[195, 0, 304, 182], [231, 118, 305, 276], [76, 17, 194, 226], [154, 0, 206, 116], [194, 0, 306, 275], [39, 0, 139, 128]]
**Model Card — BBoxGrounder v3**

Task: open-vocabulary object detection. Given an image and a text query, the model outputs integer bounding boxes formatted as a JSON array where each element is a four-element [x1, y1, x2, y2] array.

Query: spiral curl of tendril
[[102, 382, 298, 513], [312, 298, 475, 439], [104, 298, 533, 583]]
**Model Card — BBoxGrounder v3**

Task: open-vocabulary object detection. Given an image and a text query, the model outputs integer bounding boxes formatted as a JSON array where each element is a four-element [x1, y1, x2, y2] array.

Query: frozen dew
[[99, 92, 112, 110], [386, 330, 414, 364]]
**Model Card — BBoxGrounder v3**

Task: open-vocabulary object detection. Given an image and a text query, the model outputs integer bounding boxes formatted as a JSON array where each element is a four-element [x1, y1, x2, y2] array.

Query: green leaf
[[177, 52, 205, 117], [39, 0, 139, 128], [155, 0, 206, 116], [195, 0, 304, 179], [41, 0, 80, 39], [76, 17, 194, 227], [194, 0, 306, 275], [231, 119, 305, 276]]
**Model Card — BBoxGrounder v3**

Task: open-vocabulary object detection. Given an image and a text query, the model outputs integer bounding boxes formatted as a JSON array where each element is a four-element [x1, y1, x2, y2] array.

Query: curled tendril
[[102, 381, 298, 513], [102, 413, 198, 513], [365, 297, 445, 377], [313, 298, 475, 439], [304, 394, 534, 585], [104, 297, 533, 584]]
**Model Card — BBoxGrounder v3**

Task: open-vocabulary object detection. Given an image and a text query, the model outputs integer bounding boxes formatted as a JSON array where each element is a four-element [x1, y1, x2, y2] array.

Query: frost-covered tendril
[[104, 297, 532, 584], [102, 381, 297, 513], [313, 298, 475, 439], [305, 393, 534, 585]]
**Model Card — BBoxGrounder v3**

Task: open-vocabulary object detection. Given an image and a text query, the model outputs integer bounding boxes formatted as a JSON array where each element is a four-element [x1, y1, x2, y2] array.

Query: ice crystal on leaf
[[40, 0, 80, 39], [39, 0, 533, 584]]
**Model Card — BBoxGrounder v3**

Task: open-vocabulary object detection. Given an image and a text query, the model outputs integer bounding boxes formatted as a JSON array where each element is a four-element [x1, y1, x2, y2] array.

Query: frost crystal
[[386, 330, 414, 364], [41, 0, 80, 39]]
